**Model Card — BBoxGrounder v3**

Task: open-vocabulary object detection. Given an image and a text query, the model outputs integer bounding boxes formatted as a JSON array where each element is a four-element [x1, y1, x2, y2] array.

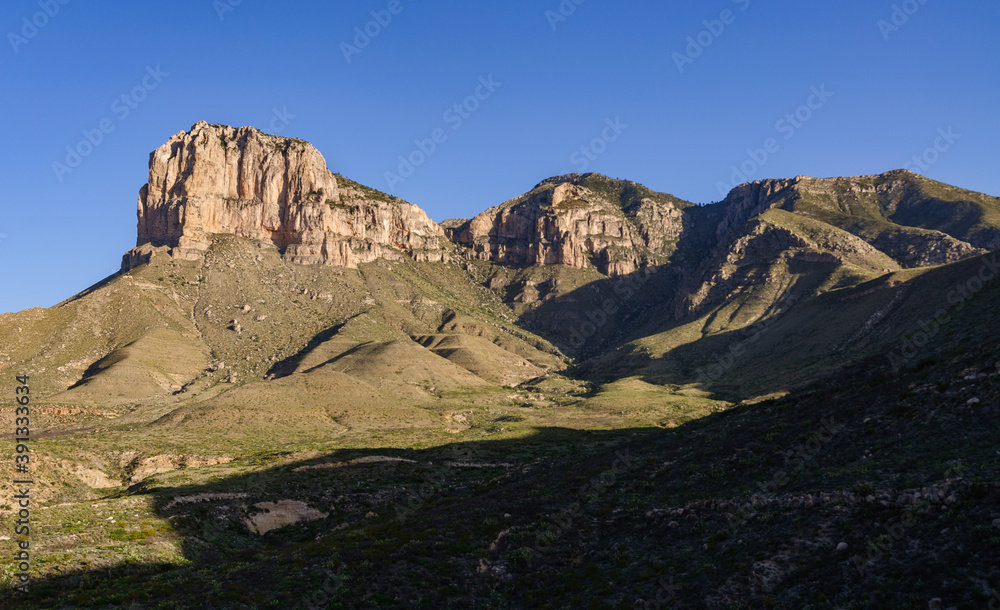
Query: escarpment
[[120, 124, 1000, 348], [122, 121, 446, 271], [446, 174, 693, 277]]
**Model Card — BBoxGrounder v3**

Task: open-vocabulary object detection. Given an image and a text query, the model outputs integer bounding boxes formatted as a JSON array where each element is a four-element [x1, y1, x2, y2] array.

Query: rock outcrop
[[447, 174, 690, 277], [670, 170, 997, 320], [123, 121, 446, 271], [732, 172, 991, 267], [121, 124, 998, 340], [711, 179, 797, 240]]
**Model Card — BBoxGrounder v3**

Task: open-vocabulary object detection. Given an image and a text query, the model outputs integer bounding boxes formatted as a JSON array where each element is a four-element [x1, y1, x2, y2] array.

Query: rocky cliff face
[[710, 179, 797, 240], [447, 174, 690, 277], [121, 124, 1000, 348], [123, 122, 446, 271]]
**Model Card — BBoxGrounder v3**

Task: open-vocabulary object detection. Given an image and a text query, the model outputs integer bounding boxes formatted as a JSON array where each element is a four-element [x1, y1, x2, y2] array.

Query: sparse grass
[[334, 173, 405, 205], [4, 171, 1000, 607]]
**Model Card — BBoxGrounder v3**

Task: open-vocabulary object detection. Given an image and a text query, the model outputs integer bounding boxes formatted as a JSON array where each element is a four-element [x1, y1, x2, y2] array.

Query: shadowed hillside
[[7, 270, 999, 607], [3, 124, 1000, 608]]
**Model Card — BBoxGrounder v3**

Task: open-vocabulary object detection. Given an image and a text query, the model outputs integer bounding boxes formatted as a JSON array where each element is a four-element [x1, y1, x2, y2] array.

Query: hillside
[[8, 238, 1000, 610], [2, 123, 999, 608], [553, 172, 1000, 395]]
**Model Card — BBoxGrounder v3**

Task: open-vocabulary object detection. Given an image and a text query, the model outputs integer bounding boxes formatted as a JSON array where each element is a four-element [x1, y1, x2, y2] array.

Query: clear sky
[[1, 0, 998, 313]]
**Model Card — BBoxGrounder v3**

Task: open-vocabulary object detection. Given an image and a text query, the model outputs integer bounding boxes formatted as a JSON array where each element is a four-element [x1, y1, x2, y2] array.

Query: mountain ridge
[[5, 123, 1000, 608], [8, 122, 1000, 402], [121, 123, 1000, 287]]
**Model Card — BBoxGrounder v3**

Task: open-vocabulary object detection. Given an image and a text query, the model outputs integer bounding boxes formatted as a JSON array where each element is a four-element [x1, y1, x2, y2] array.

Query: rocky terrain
[[123, 122, 446, 271], [447, 174, 692, 276], [2, 123, 1000, 608], [119, 124, 1000, 359]]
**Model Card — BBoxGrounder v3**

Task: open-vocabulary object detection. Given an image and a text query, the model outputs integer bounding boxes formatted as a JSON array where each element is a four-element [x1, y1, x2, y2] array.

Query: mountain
[[674, 171, 996, 318], [2, 123, 569, 425], [5, 120, 1000, 454], [5, 120, 1000, 439], [3, 123, 999, 608], [123, 121, 447, 271], [572, 171, 1000, 396], [451, 170, 1000, 381], [447, 173, 696, 276]]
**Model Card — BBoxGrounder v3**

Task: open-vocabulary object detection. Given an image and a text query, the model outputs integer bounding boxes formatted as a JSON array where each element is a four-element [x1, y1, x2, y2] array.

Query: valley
[[1, 122, 998, 608]]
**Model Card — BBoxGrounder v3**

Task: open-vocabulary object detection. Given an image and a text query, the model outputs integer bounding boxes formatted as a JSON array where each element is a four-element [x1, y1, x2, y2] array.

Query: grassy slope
[[573, 172, 1000, 399], [1, 230, 564, 401], [0, 231, 577, 507], [778, 172, 1000, 258], [2, 170, 1000, 607], [595, 251, 999, 400], [6, 242, 999, 609]]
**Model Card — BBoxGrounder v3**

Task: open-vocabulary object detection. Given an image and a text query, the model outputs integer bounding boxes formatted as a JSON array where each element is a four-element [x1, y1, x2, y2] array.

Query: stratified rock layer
[[447, 175, 692, 277], [123, 122, 445, 270]]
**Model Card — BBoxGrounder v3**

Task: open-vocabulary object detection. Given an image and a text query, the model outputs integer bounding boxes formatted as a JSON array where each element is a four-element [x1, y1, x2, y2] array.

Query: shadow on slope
[[14, 328, 1000, 608], [567, 249, 1000, 401], [266, 316, 357, 379], [635, 250, 1000, 399], [509, 200, 724, 359]]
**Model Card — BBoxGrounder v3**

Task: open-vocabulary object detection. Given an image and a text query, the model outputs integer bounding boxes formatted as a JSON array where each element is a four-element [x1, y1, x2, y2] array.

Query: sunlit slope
[[592, 250, 1000, 398], [0, 230, 566, 428]]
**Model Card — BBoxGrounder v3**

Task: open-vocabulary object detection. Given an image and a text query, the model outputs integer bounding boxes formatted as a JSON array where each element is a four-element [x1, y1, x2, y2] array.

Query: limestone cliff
[[447, 174, 692, 277], [123, 122, 445, 270]]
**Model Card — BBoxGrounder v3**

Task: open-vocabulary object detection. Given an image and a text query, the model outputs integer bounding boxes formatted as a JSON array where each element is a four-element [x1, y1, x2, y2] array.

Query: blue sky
[[1, 0, 998, 313]]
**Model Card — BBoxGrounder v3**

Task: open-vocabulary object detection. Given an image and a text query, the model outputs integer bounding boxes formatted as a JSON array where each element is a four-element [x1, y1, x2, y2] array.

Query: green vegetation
[[5, 302, 999, 607], [334, 173, 405, 205], [3, 169, 1000, 607]]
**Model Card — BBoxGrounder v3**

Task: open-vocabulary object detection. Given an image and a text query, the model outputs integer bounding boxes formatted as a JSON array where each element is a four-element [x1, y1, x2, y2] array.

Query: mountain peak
[[536, 172, 614, 188], [122, 122, 445, 271], [447, 174, 692, 276]]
